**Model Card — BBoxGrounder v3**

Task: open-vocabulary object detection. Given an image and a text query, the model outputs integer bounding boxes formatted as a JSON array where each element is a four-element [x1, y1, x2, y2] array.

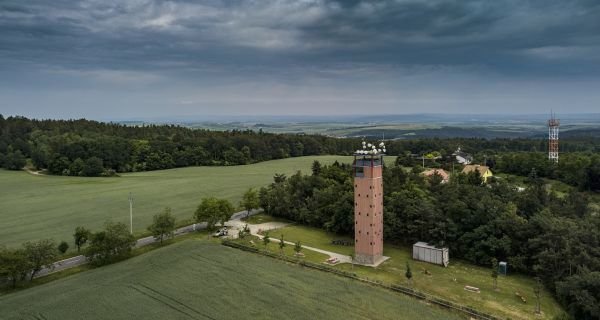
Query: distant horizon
[[3, 111, 600, 124]]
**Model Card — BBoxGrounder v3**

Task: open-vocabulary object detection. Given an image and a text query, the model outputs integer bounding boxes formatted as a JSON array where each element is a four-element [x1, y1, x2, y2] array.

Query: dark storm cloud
[[1, 0, 599, 118], [2, 0, 599, 74]]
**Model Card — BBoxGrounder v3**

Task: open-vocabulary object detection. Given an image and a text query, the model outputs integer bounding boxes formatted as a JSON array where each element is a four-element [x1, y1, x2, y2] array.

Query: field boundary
[[222, 240, 501, 320]]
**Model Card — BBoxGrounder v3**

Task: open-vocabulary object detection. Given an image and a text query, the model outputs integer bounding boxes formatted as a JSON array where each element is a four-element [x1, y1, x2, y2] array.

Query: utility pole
[[534, 277, 542, 315], [128, 192, 133, 234]]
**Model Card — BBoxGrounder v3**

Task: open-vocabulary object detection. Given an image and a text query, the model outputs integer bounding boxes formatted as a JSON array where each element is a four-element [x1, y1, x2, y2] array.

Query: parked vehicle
[[213, 227, 228, 237]]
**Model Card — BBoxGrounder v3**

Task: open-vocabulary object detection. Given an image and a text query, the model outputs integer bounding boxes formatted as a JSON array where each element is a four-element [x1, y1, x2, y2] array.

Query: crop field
[[0, 156, 351, 247], [0, 240, 462, 320], [268, 225, 563, 320]]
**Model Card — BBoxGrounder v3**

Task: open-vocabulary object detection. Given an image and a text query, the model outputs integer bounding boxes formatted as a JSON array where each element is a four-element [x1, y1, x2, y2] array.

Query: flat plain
[[0, 156, 351, 247], [0, 240, 463, 320]]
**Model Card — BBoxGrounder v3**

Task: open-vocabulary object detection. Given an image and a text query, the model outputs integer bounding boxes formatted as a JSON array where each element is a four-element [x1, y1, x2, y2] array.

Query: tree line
[[259, 161, 600, 319], [0, 115, 357, 176], [2, 115, 599, 177]]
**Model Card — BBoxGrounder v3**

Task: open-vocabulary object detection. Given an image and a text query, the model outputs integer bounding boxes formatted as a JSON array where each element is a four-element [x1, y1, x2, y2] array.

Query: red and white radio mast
[[548, 111, 559, 163]]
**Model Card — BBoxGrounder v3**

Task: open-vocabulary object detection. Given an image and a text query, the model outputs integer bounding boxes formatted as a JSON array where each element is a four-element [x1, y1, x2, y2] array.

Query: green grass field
[[0, 240, 463, 320], [0, 156, 352, 248], [269, 225, 563, 320]]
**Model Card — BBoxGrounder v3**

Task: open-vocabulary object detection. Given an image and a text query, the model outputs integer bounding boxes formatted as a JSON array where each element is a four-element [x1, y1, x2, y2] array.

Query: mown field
[[0, 156, 351, 247], [0, 240, 463, 320], [268, 225, 564, 320]]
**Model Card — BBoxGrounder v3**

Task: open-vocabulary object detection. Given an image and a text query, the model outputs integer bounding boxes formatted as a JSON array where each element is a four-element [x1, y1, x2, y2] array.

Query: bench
[[331, 240, 351, 246], [464, 286, 480, 293]]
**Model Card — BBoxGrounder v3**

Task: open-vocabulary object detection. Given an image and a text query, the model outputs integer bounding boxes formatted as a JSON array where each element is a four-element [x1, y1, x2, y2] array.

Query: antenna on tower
[[548, 110, 559, 163]]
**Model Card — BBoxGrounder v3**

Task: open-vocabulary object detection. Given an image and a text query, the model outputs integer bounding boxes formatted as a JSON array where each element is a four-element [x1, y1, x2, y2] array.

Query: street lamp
[[128, 192, 133, 234]]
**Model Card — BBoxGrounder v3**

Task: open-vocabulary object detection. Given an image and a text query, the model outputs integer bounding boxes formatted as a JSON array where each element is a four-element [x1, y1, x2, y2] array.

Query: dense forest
[[0, 115, 357, 175], [1, 115, 599, 188], [259, 161, 600, 319]]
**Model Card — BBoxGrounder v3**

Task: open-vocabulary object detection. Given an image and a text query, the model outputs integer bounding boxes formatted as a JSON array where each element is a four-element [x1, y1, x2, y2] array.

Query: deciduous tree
[[23, 239, 57, 280], [0, 247, 30, 288], [85, 222, 136, 266], [194, 197, 234, 230], [73, 226, 91, 252], [148, 207, 176, 244], [240, 188, 259, 218], [263, 233, 270, 250], [405, 262, 413, 286], [279, 234, 285, 255], [491, 258, 499, 290], [294, 241, 302, 257], [81, 157, 104, 176]]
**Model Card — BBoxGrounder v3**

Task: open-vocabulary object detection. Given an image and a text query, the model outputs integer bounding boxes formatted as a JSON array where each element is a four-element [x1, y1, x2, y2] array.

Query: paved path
[[35, 210, 256, 278], [227, 220, 352, 264]]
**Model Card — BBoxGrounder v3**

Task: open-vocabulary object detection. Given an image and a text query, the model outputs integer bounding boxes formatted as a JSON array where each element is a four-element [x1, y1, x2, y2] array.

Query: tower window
[[367, 213, 369, 217], [355, 167, 364, 177]]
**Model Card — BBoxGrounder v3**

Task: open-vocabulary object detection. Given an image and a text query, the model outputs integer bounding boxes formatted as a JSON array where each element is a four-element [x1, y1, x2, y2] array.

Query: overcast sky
[[1, 0, 599, 120]]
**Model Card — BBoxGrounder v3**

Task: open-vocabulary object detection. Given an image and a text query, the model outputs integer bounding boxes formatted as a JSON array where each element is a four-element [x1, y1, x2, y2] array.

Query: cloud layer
[[1, 0, 599, 118]]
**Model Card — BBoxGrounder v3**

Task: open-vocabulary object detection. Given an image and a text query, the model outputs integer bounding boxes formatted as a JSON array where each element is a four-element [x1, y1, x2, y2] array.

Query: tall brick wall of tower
[[353, 156, 384, 265]]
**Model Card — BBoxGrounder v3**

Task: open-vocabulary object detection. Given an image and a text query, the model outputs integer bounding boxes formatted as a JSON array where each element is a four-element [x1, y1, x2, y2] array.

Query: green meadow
[[0, 240, 462, 320], [0, 156, 351, 247], [268, 225, 563, 320]]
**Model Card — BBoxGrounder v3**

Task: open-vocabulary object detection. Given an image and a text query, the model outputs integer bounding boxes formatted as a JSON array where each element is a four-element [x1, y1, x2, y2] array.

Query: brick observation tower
[[353, 141, 385, 265]]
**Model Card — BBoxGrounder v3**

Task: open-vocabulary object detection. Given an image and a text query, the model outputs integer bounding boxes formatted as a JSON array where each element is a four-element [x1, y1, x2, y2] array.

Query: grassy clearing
[[0, 240, 463, 320], [270, 225, 563, 320], [233, 234, 330, 264], [241, 213, 292, 225], [269, 225, 355, 256], [0, 156, 350, 248]]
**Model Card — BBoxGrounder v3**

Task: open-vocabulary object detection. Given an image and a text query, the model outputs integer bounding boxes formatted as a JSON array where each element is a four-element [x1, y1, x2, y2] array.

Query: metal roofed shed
[[412, 242, 449, 267]]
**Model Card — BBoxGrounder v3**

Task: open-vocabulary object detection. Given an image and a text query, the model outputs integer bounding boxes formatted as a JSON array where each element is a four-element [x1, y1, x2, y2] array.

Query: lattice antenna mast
[[548, 111, 559, 163]]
